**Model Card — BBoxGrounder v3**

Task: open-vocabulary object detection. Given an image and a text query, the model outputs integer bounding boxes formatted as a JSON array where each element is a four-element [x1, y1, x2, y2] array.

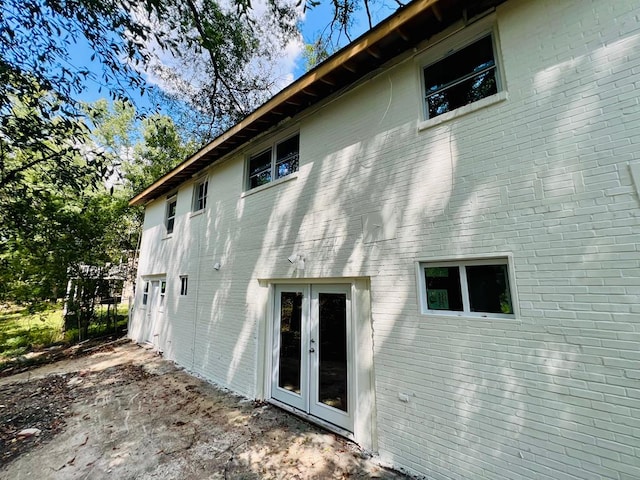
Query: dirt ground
[[0, 340, 409, 479]]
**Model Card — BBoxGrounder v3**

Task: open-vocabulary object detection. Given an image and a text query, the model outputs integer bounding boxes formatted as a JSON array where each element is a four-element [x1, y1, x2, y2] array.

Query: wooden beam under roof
[[342, 63, 357, 73], [319, 77, 337, 86], [432, 3, 444, 21], [367, 47, 382, 59], [395, 27, 411, 41]]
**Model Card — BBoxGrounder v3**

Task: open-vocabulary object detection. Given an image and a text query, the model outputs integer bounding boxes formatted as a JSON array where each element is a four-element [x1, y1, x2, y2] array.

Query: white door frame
[[143, 277, 166, 349], [264, 279, 375, 449], [144, 280, 159, 343]]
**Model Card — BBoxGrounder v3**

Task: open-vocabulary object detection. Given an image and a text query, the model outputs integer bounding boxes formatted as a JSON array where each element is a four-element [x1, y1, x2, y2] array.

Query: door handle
[[309, 347, 315, 353]]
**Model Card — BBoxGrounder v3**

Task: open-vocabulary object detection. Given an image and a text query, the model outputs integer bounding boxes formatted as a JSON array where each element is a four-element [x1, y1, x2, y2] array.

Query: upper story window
[[166, 196, 177, 234], [193, 178, 208, 211], [422, 32, 500, 119], [180, 275, 188, 296], [418, 257, 515, 318], [247, 134, 299, 190]]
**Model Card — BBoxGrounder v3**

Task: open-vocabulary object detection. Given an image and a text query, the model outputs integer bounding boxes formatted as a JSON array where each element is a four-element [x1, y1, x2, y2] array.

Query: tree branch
[[183, 0, 247, 118], [364, 0, 373, 29], [0, 149, 64, 190]]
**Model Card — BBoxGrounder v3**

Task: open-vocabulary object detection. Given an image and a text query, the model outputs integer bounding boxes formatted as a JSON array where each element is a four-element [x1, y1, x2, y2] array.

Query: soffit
[[129, 0, 506, 206]]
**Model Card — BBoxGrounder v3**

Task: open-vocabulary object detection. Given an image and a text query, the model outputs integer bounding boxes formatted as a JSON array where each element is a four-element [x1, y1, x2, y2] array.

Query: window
[[423, 33, 499, 119], [193, 179, 208, 211], [247, 134, 299, 189], [160, 280, 166, 306], [166, 196, 177, 234], [180, 276, 188, 296], [142, 281, 149, 305], [419, 258, 514, 317]]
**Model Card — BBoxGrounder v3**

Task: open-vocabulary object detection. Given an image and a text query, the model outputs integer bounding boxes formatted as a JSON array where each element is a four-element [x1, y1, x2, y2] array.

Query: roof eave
[[129, 0, 500, 206]]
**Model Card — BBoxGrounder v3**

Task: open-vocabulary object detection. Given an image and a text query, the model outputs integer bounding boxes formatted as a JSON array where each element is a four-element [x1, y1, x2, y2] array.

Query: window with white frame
[[180, 275, 188, 296], [193, 178, 208, 211], [166, 196, 177, 234], [247, 133, 299, 189], [419, 258, 514, 317], [422, 32, 500, 119]]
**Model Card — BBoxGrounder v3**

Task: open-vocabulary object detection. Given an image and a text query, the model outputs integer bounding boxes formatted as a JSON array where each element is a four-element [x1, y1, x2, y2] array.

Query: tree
[[0, 96, 191, 338], [0, 0, 404, 308], [124, 114, 197, 194], [153, 0, 410, 134], [301, 37, 331, 71], [0, 74, 104, 214], [1, 0, 300, 147], [83, 99, 195, 196], [0, 157, 128, 306]]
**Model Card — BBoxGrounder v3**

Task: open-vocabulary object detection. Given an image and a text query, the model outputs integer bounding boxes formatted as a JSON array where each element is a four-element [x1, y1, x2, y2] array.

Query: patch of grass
[[64, 304, 129, 343], [0, 304, 65, 361], [0, 303, 129, 362]]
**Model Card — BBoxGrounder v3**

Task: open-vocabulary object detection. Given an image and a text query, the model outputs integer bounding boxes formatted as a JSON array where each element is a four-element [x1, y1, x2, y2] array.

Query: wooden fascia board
[[129, 0, 442, 207]]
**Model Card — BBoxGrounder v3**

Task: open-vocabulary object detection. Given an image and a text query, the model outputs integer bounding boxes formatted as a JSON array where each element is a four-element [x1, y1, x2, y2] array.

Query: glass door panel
[[278, 291, 303, 394], [271, 286, 307, 411], [318, 293, 348, 411], [309, 285, 352, 431]]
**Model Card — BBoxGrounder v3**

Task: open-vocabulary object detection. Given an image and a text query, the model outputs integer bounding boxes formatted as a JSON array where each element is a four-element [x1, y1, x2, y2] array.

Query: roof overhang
[[129, 0, 506, 206]]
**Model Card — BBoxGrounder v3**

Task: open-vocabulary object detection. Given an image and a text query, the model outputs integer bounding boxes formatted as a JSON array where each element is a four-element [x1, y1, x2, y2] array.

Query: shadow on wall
[[141, 0, 640, 476]]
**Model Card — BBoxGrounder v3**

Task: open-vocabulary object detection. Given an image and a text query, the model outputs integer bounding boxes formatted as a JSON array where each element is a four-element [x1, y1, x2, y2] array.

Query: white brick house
[[128, 0, 640, 478]]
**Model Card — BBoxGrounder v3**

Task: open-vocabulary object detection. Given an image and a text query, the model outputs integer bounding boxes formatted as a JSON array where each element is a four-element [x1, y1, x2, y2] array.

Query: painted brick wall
[[132, 0, 640, 477]]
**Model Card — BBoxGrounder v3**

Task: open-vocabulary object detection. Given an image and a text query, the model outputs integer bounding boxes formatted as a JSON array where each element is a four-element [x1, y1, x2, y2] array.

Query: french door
[[144, 279, 165, 346], [271, 284, 353, 431]]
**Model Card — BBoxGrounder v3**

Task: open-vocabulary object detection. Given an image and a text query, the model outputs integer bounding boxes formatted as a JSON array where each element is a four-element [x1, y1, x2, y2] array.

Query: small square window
[[193, 179, 208, 211], [166, 196, 177, 234], [180, 276, 188, 296], [423, 33, 499, 119], [247, 134, 299, 190], [420, 258, 514, 317]]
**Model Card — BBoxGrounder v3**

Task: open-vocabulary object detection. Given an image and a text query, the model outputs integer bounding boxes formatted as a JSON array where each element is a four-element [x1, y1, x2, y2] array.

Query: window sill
[[190, 209, 205, 218], [241, 172, 298, 198], [421, 310, 517, 321], [417, 91, 508, 132], [162, 234, 174, 241]]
